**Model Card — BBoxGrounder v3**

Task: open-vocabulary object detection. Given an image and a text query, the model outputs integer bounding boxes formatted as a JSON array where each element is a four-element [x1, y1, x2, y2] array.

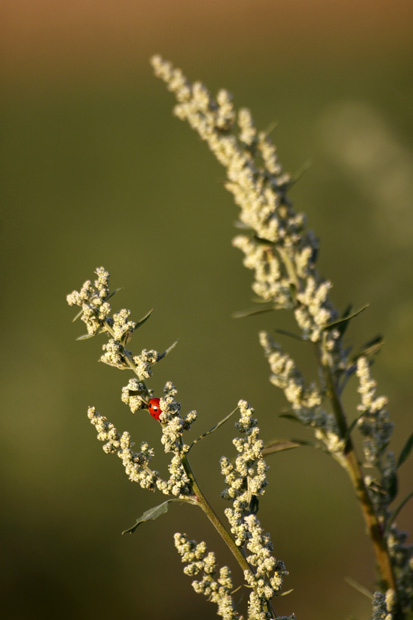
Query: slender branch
[[321, 351, 399, 600], [181, 455, 277, 619]]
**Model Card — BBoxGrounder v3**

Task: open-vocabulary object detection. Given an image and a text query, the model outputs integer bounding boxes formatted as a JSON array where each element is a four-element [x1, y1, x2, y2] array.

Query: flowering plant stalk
[[150, 56, 413, 620], [67, 268, 295, 620]]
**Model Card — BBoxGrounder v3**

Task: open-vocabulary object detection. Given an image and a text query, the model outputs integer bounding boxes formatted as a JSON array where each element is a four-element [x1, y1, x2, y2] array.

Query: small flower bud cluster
[[294, 276, 337, 344], [66, 266, 111, 336], [132, 349, 160, 379], [112, 308, 136, 342], [232, 236, 291, 307], [121, 378, 147, 413], [174, 533, 241, 620], [100, 338, 129, 368]]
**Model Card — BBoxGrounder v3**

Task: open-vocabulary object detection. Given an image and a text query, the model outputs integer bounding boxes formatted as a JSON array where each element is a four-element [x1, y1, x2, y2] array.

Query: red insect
[[148, 397, 161, 420]]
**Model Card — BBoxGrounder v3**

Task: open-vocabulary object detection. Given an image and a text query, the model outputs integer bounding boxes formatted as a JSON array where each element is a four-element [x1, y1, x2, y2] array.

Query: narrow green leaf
[[387, 471, 398, 503], [72, 308, 83, 322], [233, 219, 251, 230], [189, 406, 239, 450], [386, 490, 413, 532], [335, 304, 353, 338], [76, 333, 95, 341], [274, 328, 305, 342], [323, 304, 369, 333], [157, 340, 178, 361], [359, 335, 383, 357], [397, 432, 413, 469], [249, 495, 259, 515], [262, 439, 312, 456], [232, 306, 275, 319], [134, 308, 154, 330], [279, 413, 307, 426], [352, 335, 384, 364], [122, 500, 178, 535], [106, 287, 122, 301], [278, 589, 294, 597], [289, 159, 312, 188], [345, 577, 373, 600], [345, 410, 367, 442]]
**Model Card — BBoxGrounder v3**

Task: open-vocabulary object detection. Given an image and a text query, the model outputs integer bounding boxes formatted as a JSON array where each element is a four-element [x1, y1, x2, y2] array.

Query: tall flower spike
[[151, 55, 343, 364], [174, 534, 241, 620]]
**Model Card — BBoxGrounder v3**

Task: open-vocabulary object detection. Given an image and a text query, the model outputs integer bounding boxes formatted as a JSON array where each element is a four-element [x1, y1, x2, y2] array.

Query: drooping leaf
[[189, 406, 239, 451], [397, 432, 413, 469], [262, 439, 312, 456], [122, 500, 180, 535]]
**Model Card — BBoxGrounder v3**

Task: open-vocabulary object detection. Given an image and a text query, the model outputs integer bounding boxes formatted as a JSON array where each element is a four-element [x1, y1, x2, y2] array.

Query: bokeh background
[[1, 1, 412, 619]]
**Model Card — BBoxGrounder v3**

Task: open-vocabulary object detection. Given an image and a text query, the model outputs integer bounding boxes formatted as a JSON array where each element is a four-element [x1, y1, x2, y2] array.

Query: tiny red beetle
[[148, 397, 161, 420]]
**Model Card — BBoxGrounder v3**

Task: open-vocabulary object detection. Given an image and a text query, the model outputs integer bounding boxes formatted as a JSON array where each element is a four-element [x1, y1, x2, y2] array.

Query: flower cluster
[[174, 533, 240, 620], [221, 401, 292, 618]]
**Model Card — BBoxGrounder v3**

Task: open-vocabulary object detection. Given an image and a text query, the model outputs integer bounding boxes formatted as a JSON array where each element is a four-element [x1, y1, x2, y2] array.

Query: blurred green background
[[1, 1, 413, 619]]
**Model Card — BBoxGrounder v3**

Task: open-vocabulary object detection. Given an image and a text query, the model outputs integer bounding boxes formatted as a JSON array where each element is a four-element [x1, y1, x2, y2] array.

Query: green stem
[[181, 455, 251, 574]]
